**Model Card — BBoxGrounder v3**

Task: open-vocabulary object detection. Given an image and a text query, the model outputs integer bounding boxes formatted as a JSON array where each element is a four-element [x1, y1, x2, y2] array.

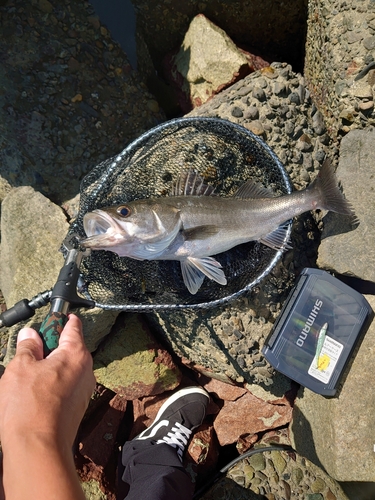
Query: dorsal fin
[[235, 180, 276, 199], [171, 169, 216, 197]]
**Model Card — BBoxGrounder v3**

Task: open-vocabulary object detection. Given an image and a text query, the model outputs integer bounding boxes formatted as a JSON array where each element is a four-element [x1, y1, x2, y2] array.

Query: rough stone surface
[[201, 445, 350, 500], [318, 128, 375, 282], [132, 0, 307, 77], [165, 14, 268, 112], [305, 0, 375, 136], [79, 394, 127, 469], [213, 390, 293, 446], [0, 0, 165, 205], [93, 313, 182, 399], [0, 186, 119, 358], [290, 294, 375, 482], [0, 186, 68, 306]]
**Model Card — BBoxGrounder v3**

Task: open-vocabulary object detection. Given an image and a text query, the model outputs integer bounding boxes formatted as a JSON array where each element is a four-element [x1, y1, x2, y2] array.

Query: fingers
[[16, 328, 44, 361], [53, 314, 84, 352]]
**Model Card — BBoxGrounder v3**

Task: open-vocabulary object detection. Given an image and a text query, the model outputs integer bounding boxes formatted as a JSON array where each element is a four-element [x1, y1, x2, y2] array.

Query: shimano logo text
[[296, 299, 323, 347]]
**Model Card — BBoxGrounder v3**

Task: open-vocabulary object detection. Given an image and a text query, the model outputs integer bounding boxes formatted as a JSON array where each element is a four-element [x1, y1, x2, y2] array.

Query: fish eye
[[116, 205, 131, 217]]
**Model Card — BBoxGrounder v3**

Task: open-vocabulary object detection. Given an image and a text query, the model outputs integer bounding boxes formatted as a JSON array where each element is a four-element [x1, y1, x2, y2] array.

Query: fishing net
[[68, 117, 292, 311]]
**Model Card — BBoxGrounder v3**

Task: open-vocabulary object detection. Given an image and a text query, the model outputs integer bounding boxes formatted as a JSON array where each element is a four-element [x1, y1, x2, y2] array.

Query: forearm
[[2, 433, 85, 500]]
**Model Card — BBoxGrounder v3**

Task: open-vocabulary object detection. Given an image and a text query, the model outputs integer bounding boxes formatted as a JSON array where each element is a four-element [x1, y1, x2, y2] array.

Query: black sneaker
[[134, 386, 210, 461]]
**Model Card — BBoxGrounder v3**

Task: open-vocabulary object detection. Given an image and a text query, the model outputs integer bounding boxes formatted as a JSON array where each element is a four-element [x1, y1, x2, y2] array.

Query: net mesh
[[68, 117, 292, 310]]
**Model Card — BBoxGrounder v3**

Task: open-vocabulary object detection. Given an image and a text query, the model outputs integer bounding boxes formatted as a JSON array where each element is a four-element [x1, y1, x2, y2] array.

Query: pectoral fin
[[183, 225, 219, 241], [180, 256, 227, 294], [259, 224, 292, 250]]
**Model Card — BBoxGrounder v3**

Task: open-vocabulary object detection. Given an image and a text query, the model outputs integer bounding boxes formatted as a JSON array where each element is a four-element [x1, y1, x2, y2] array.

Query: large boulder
[[290, 293, 375, 482], [164, 14, 268, 112], [0, 186, 118, 359], [133, 0, 307, 77], [148, 61, 332, 389], [289, 128, 375, 485], [0, 0, 165, 205], [318, 128, 375, 282]]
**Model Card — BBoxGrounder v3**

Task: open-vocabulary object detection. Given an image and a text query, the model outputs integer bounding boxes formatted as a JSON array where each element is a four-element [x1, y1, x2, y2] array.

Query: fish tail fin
[[309, 159, 356, 217]]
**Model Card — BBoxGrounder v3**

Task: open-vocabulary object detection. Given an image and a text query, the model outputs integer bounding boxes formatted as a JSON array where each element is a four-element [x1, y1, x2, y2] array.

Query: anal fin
[[259, 224, 292, 250]]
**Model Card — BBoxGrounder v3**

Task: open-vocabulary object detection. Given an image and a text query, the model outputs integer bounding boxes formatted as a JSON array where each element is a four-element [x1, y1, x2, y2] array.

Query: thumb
[[16, 328, 44, 361]]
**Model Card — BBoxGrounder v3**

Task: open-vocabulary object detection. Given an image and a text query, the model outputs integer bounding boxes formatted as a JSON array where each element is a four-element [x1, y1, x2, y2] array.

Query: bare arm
[[0, 314, 96, 500]]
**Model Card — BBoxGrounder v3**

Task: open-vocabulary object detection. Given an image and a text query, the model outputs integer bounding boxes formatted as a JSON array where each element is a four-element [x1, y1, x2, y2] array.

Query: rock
[[146, 62, 331, 387], [0, 186, 119, 358], [164, 14, 264, 112], [79, 394, 128, 468], [133, 0, 307, 82], [0, 0, 165, 205], [289, 294, 375, 482], [213, 390, 292, 446], [318, 128, 375, 282], [187, 423, 220, 475], [80, 480, 107, 500], [200, 444, 349, 499], [93, 313, 182, 399], [197, 375, 247, 401], [305, 2, 375, 136], [0, 186, 68, 306]]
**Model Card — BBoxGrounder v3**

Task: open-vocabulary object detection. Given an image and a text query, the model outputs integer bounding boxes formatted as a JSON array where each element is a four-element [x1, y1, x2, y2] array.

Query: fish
[[80, 159, 355, 294]]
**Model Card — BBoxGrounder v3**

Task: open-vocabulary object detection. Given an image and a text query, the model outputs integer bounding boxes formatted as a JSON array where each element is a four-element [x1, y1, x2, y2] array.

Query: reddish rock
[[186, 423, 220, 475], [79, 394, 128, 468], [213, 391, 293, 446], [196, 374, 247, 401], [180, 357, 236, 385], [236, 433, 259, 454]]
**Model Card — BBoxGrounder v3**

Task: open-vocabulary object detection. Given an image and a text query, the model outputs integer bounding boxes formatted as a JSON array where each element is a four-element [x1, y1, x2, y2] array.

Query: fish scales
[[80, 160, 356, 294]]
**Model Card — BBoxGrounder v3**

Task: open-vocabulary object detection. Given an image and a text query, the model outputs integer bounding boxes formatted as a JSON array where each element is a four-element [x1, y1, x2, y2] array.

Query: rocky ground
[[1, 0, 375, 499]]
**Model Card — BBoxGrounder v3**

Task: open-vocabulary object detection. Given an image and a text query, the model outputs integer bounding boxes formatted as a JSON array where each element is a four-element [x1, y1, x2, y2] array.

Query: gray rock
[[305, 3, 375, 136], [0, 186, 69, 306], [290, 293, 375, 482], [0, 187, 118, 358], [170, 14, 251, 110], [317, 128, 375, 282], [0, 0, 165, 205]]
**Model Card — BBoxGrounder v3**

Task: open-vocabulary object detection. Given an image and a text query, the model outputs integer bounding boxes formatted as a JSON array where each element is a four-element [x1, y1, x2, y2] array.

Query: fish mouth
[[80, 210, 125, 248]]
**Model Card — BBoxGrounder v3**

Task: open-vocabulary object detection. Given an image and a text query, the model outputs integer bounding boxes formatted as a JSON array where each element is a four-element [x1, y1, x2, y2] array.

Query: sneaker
[[134, 386, 210, 461]]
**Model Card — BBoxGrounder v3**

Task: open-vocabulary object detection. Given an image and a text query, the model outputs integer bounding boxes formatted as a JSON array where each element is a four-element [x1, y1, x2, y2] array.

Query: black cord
[[193, 444, 294, 499]]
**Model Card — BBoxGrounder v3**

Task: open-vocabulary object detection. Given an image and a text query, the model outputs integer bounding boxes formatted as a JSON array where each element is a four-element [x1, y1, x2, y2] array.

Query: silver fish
[[80, 159, 355, 294]]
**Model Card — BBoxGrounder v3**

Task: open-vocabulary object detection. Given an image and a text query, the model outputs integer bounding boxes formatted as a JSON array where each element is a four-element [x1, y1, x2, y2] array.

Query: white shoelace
[[156, 422, 192, 460]]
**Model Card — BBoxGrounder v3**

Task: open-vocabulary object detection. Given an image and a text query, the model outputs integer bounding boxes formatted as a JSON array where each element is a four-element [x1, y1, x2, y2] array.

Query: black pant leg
[[117, 440, 194, 500]]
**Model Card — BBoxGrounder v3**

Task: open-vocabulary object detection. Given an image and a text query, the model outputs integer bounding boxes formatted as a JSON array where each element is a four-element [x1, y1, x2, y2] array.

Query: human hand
[[0, 314, 96, 449]]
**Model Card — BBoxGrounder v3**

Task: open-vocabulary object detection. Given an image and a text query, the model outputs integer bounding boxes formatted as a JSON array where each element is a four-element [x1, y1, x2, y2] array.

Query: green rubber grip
[[39, 311, 68, 357]]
